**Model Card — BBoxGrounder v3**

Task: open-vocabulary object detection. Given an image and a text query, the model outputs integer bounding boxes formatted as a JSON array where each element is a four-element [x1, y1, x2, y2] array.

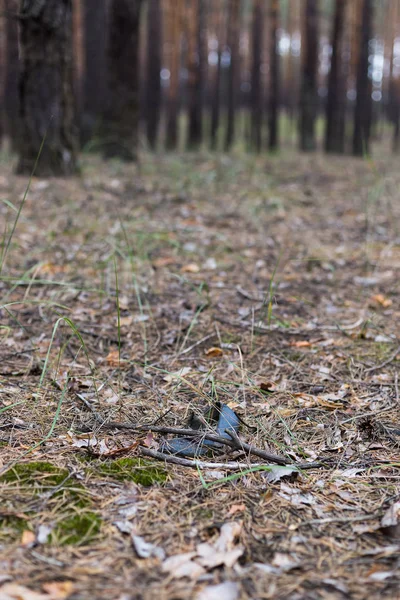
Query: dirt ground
[[0, 150, 399, 600]]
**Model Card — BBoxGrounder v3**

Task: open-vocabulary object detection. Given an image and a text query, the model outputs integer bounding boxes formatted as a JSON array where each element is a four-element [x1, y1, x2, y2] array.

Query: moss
[[52, 511, 101, 546], [93, 457, 167, 486], [0, 461, 70, 487], [0, 515, 31, 541], [0, 461, 101, 546]]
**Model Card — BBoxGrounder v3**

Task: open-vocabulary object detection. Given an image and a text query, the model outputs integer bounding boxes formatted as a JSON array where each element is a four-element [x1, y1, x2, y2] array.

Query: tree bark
[[352, 0, 373, 156], [250, 0, 263, 152], [4, 0, 20, 148], [299, 0, 319, 152], [81, 0, 107, 145], [225, 0, 240, 151], [187, 0, 205, 149], [165, 0, 182, 150], [210, 0, 225, 150], [325, 0, 347, 153], [17, 0, 78, 176], [268, 0, 280, 151], [103, 0, 143, 161], [145, 0, 162, 149]]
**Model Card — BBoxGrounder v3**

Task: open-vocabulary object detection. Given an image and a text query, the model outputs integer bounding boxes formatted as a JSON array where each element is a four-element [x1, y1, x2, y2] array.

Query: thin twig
[[178, 333, 216, 356]]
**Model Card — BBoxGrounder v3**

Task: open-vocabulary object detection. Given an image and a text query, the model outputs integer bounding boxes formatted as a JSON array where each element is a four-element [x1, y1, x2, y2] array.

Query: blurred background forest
[[1, 0, 400, 176]]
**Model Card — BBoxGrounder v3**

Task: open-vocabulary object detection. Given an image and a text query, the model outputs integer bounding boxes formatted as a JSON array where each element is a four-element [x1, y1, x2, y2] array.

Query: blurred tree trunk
[[250, 0, 263, 152], [187, 0, 205, 149], [387, 1, 400, 153], [325, 0, 347, 153], [268, 0, 280, 150], [0, 3, 4, 143], [145, 0, 162, 149], [166, 0, 182, 150], [225, 0, 240, 151], [81, 0, 107, 145], [352, 0, 373, 156], [210, 0, 225, 150], [103, 0, 143, 161], [299, 0, 319, 152], [4, 0, 19, 148], [17, 0, 78, 176]]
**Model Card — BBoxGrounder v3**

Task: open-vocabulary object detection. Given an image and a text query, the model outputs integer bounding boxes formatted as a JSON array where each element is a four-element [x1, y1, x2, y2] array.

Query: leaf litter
[[0, 152, 399, 598]]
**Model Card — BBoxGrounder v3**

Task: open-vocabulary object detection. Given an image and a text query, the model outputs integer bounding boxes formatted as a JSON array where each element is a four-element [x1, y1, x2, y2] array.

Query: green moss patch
[[93, 457, 167, 486], [0, 461, 70, 487], [52, 511, 102, 545], [0, 461, 101, 545]]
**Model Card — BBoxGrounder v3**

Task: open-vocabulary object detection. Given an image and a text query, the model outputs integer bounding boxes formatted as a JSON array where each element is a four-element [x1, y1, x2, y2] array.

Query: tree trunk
[[165, 0, 182, 150], [325, 0, 347, 153], [187, 0, 205, 149], [210, 0, 225, 150], [17, 0, 78, 176], [225, 0, 240, 151], [4, 0, 19, 148], [103, 0, 143, 161], [250, 0, 263, 152], [268, 0, 280, 151], [145, 0, 162, 149], [352, 0, 373, 156], [299, 0, 319, 152], [81, 0, 107, 145]]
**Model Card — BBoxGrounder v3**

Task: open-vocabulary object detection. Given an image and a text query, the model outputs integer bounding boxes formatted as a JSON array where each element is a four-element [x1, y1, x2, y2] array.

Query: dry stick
[[365, 344, 400, 373], [139, 446, 264, 470], [226, 429, 322, 470]]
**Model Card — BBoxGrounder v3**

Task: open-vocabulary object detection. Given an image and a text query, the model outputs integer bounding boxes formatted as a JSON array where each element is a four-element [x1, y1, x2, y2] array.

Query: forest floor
[[0, 150, 399, 600]]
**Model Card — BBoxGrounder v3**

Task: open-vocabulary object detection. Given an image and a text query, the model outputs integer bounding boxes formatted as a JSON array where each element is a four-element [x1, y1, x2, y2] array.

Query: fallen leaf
[[105, 350, 128, 368], [163, 367, 192, 383], [41, 582, 74, 599], [204, 347, 223, 358], [227, 504, 246, 516], [262, 465, 299, 483], [131, 534, 165, 560], [380, 501, 400, 540], [36, 524, 53, 544], [290, 340, 312, 348], [153, 256, 177, 267], [196, 581, 240, 600], [370, 294, 392, 308], [271, 552, 300, 571], [162, 552, 205, 580], [181, 263, 200, 273], [0, 584, 50, 600], [21, 530, 35, 548]]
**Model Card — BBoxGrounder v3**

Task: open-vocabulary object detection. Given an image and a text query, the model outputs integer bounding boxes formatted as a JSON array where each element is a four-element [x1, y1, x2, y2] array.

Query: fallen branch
[[139, 446, 264, 470], [226, 429, 322, 469]]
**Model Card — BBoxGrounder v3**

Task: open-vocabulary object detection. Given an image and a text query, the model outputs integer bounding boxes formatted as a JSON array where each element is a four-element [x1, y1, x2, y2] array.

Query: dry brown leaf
[[105, 350, 128, 368], [227, 504, 246, 516], [370, 293, 392, 308], [181, 263, 200, 273], [153, 256, 177, 267], [290, 340, 312, 348], [38, 263, 68, 275], [258, 380, 277, 392], [20, 530, 35, 547], [204, 347, 223, 358], [42, 582, 74, 599]]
